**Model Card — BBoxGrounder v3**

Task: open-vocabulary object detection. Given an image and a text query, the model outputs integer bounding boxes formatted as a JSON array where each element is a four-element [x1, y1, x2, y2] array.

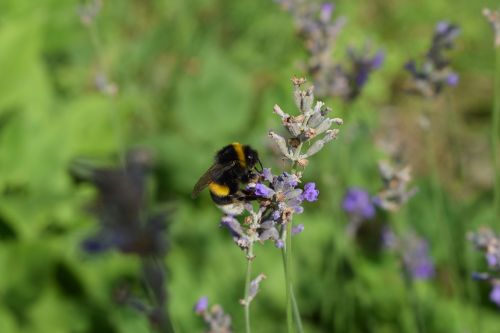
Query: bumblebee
[[191, 142, 262, 215]]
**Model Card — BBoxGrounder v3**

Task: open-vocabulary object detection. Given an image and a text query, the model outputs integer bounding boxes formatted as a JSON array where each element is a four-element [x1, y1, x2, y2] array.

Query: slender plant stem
[[281, 248, 304, 333], [492, 47, 500, 220], [244, 243, 254, 333], [285, 221, 294, 333], [86, 21, 126, 168]]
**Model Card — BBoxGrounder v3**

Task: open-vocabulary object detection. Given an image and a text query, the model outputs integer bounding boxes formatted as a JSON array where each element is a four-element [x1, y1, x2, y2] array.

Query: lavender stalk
[[267, 77, 341, 332], [244, 243, 254, 333], [483, 8, 500, 220]]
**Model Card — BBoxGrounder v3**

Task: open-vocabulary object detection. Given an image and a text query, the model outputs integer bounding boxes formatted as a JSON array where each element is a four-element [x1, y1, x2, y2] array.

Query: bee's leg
[[236, 189, 262, 202]]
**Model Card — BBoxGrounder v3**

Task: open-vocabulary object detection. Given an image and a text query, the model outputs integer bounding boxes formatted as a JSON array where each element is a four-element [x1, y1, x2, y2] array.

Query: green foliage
[[0, 0, 499, 332]]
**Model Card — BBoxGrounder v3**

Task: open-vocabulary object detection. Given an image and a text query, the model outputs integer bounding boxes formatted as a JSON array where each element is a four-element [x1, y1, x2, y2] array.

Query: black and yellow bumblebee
[[191, 142, 262, 215]]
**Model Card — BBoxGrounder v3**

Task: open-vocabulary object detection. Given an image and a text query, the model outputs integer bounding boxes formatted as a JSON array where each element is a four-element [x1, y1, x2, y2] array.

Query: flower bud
[[314, 118, 334, 136], [269, 131, 291, 158]]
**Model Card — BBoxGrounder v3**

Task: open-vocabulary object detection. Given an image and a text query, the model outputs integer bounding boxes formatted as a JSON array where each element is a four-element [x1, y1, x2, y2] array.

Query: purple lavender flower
[[381, 227, 397, 250], [402, 235, 435, 280], [293, 206, 304, 214], [342, 188, 376, 220], [275, 239, 285, 249], [292, 224, 305, 235], [435, 21, 449, 34], [320, 3, 334, 22], [270, 172, 305, 216], [405, 21, 460, 97], [254, 183, 275, 198], [490, 284, 500, 307], [301, 182, 319, 202], [446, 72, 459, 86], [220, 215, 249, 249], [345, 46, 385, 100], [371, 51, 385, 69], [383, 230, 434, 280], [487, 253, 498, 267], [261, 168, 274, 182], [194, 296, 209, 314]]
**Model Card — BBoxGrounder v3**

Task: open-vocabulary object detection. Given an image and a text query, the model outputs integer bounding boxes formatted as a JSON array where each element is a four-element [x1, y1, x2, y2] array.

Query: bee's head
[[243, 146, 262, 172]]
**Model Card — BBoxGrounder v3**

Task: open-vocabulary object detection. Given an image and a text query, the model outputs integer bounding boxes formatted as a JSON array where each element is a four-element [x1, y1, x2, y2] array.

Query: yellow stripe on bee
[[232, 142, 246, 167], [209, 182, 230, 196]]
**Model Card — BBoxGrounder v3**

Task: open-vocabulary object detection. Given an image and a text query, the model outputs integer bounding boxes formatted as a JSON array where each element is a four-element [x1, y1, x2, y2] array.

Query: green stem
[[281, 248, 304, 333], [444, 92, 463, 182], [285, 221, 294, 333], [86, 21, 126, 168], [493, 47, 500, 221], [244, 244, 254, 333]]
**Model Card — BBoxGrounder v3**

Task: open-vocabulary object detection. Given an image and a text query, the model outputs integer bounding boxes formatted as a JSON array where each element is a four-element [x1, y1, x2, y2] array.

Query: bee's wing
[[191, 161, 236, 198]]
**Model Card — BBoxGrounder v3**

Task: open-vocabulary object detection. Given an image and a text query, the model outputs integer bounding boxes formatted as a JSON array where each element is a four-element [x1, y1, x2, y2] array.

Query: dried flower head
[[483, 8, 500, 48], [374, 161, 417, 212], [269, 78, 342, 163]]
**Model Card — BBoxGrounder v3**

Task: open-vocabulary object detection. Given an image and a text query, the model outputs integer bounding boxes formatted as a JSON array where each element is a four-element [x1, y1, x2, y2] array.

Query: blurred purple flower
[[371, 51, 385, 69], [381, 227, 397, 250], [435, 21, 449, 34], [345, 47, 385, 100], [405, 21, 460, 97], [490, 284, 500, 307], [487, 253, 498, 267], [403, 235, 435, 280], [342, 188, 376, 219], [292, 224, 305, 235], [320, 3, 334, 22], [194, 296, 209, 314], [446, 73, 459, 86], [302, 182, 319, 202], [276, 239, 285, 249]]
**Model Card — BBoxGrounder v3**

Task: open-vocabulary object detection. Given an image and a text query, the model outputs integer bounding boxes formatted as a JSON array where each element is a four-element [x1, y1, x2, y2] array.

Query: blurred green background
[[1, 0, 499, 332]]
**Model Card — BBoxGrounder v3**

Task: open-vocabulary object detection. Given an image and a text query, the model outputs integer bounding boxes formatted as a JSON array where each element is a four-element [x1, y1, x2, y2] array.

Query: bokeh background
[[0, 0, 499, 332]]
